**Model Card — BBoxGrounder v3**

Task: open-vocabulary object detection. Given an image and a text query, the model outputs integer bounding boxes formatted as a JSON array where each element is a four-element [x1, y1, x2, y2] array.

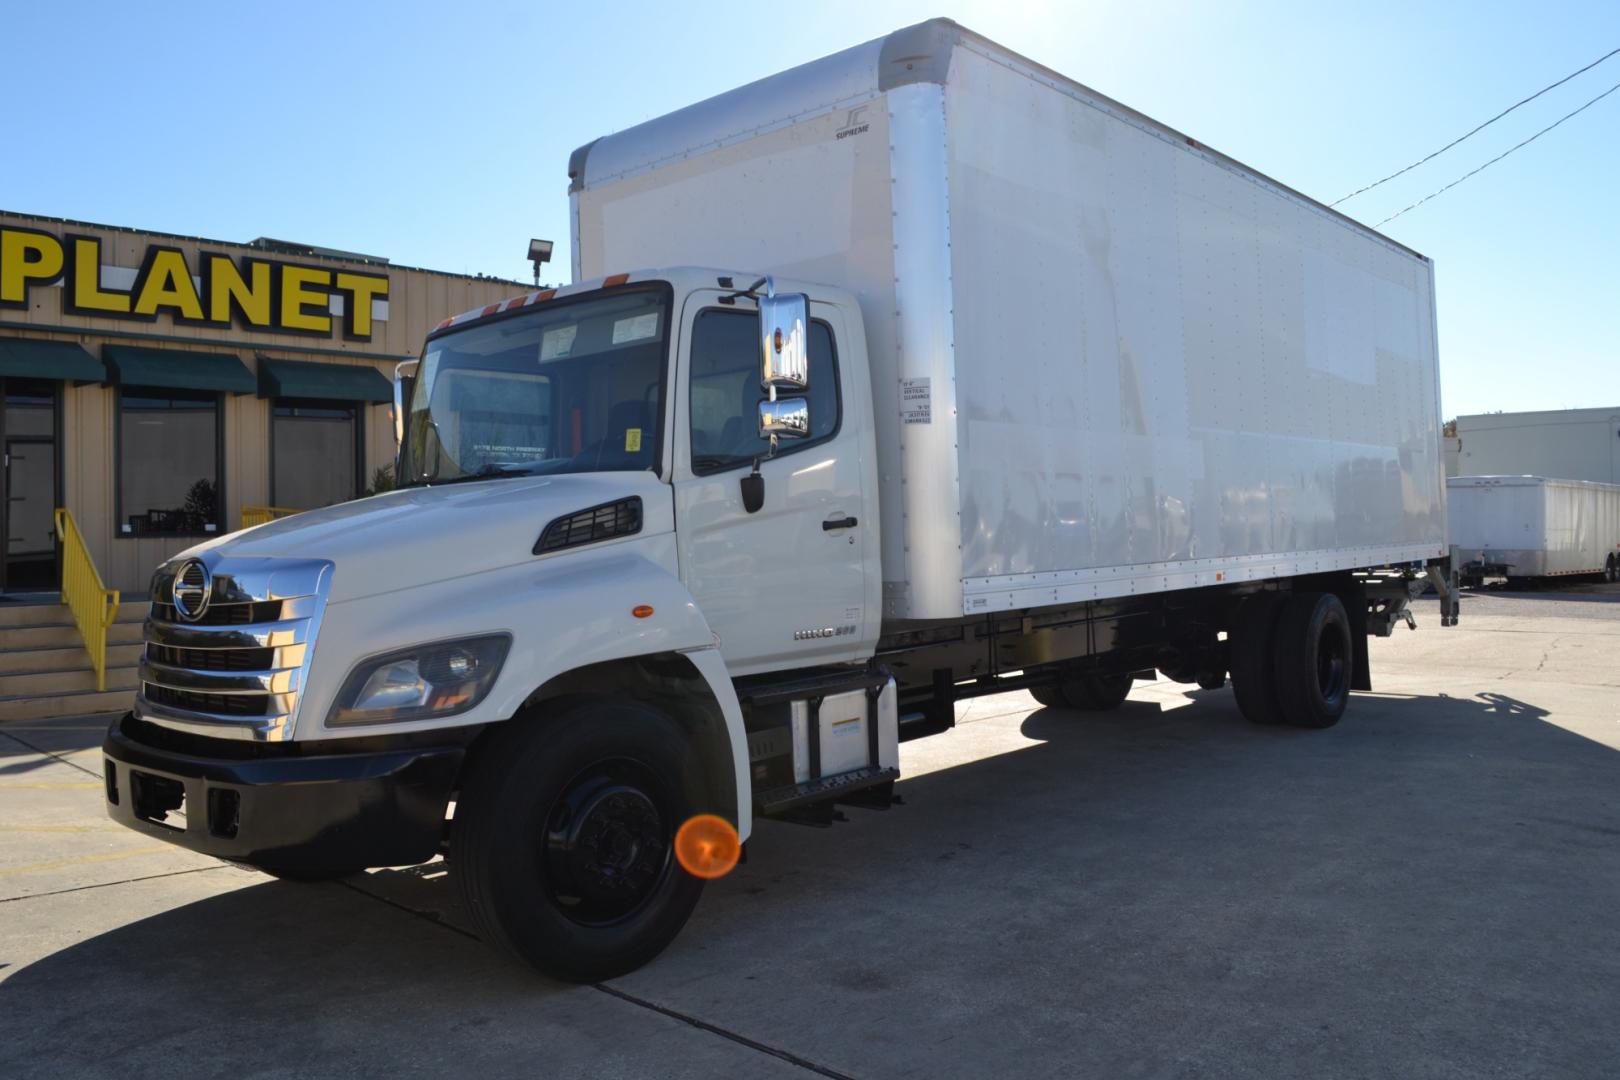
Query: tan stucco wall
[[1, 211, 527, 594]]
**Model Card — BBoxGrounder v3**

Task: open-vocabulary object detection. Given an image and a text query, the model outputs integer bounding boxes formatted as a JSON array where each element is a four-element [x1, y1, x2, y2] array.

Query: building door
[[1, 378, 60, 593]]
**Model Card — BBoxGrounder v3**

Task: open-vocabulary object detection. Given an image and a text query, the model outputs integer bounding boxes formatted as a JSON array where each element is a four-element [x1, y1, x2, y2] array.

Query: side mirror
[[759, 290, 810, 392], [758, 397, 810, 440], [392, 359, 418, 446]]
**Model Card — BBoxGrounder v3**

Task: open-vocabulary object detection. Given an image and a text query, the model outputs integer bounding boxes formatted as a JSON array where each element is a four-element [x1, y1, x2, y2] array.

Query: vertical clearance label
[[900, 376, 932, 424]]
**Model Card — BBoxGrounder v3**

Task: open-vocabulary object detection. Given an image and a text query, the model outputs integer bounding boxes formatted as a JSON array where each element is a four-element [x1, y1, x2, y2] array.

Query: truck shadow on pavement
[[4, 686, 1619, 1079]]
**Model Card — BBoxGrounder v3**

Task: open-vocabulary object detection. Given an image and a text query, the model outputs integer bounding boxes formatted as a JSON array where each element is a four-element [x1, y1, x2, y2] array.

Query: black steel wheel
[[541, 758, 674, 927], [1273, 591, 1353, 729], [451, 699, 708, 982]]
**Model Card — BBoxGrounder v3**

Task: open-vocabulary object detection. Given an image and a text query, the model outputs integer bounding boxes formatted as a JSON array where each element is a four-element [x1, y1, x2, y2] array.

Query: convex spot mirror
[[758, 397, 810, 440], [759, 291, 810, 392]]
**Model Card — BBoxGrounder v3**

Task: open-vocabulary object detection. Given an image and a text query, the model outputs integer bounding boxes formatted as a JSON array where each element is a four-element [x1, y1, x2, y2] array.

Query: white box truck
[[103, 19, 1459, 980], [1449, 475, 1620, 583]]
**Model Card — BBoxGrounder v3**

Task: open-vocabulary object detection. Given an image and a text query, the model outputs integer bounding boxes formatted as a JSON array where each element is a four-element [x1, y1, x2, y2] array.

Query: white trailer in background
[[1448, 408, 1620, 484], [1448, 475, 1620, 583]]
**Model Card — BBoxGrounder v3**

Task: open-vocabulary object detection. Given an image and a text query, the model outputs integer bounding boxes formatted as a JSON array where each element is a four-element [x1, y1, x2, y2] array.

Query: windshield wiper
[[422, 462, 538, 487]]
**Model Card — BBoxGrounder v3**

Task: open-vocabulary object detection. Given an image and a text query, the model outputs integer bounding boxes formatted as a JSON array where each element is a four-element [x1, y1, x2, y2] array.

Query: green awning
[[0, 337, 106, 384], [257, 357, 393, 403], [103, 345, 255, 395]]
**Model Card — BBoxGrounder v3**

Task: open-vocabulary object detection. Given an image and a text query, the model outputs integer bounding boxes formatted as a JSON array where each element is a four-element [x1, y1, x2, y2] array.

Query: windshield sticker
[[611, 312, 659, 344], [624, 428, 643, 452], [541, 325, 577, 361]]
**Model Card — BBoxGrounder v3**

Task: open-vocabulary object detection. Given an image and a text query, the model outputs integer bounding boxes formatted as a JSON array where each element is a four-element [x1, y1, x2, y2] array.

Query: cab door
[[671, 291, 878, 676]]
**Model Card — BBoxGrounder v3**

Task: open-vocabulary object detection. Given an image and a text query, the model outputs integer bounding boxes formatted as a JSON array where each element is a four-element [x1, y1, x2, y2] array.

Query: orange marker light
[[632, 604, 655, 619], [602, 272, 630, 287], [675, 814, 740, 879]]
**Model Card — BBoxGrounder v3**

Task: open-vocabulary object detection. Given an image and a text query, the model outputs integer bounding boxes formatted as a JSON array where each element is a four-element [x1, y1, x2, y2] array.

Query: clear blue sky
[[5, 0, 1617, 417]]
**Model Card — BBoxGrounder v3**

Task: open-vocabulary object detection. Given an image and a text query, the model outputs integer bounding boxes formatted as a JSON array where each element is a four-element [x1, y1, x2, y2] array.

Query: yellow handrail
[[54, 508, 120, 693], [241, 505, 303, 529]]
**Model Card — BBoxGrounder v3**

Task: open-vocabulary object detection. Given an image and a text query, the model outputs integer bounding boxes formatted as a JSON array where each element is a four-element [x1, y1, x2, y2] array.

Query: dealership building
[[0, 211, 525, 596]]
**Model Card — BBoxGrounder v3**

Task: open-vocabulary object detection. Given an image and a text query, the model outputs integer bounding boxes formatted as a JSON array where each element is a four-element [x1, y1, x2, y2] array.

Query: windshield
[[400, 287, 670, 486]]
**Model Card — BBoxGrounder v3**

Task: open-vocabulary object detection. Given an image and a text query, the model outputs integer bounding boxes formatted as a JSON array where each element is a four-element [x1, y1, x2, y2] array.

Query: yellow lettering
[[279, 265, 332, 333], [334, 271, 389, 339], [132, 249, 204, 320], [69, 237, 131, 314], [207, 256, 272, 326], [0, 228, 64, 305]]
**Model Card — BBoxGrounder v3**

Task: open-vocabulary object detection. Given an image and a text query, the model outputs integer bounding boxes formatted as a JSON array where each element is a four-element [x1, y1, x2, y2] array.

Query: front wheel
[[451, 699, 709, 982]]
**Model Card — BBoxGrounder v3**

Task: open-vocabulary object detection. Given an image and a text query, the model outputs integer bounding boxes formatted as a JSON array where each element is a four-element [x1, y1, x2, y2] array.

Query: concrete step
[[0, 620, 145, 651], [0, 687, 136, 723], [0, 642, 142, 675], [0, 665, 140, 698], [0, 599, 150, 628]]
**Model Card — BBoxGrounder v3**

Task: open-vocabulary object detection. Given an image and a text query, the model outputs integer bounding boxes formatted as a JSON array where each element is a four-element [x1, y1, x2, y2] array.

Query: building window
[[271, 400, 360, 509], [119, 388, 222, 536]]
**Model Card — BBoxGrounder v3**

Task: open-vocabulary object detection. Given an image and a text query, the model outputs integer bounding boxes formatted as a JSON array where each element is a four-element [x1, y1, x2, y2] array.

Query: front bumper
[[103, 713, 468, 870]]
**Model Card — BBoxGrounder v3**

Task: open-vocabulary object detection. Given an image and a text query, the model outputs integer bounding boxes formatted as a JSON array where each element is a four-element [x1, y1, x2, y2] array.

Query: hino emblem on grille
[[171, 559, 212, 622]]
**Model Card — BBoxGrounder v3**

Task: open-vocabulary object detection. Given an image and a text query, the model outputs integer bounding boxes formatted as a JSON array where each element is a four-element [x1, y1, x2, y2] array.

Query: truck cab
[[103, 270, 897, 981]]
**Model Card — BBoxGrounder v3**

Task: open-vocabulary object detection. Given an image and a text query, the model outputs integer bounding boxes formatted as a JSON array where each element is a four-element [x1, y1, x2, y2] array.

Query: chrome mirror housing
[[392, 359, 418, 447], [758, 287, 810, 392], [758, 397, 810, 441]]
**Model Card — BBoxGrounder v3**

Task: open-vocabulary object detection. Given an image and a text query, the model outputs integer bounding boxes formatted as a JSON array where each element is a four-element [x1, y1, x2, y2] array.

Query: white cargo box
[[572, 18, 1447, 621], [1448, 475, 1620, 577]]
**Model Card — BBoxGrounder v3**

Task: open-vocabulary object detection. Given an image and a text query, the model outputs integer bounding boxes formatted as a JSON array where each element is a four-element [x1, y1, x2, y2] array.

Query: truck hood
[[191, 472, 671, 604]]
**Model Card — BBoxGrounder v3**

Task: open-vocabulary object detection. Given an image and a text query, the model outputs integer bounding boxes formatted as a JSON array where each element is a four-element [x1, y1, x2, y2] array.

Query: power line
[[1373, 76, 1620, 227], [1333, 44, 1620, 206]]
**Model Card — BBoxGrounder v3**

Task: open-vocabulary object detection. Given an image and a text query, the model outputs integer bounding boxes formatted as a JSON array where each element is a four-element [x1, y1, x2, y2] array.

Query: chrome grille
[[135, 558, 333, 742]]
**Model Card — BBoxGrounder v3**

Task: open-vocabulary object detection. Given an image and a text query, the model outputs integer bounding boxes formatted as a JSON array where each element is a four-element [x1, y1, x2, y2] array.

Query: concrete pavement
[[2, 588, 1618, 1078]]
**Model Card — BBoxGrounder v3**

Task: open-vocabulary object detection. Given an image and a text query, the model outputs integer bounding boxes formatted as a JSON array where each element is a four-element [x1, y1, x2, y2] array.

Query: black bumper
[[103, 713, 467, 871]]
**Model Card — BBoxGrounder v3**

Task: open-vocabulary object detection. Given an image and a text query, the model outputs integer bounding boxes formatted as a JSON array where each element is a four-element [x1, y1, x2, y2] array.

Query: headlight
[[326, 634, 511, 726]]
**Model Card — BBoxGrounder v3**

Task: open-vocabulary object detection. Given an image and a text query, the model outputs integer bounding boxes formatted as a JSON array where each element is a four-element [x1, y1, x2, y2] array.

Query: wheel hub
[[543, 771, 669, 925]]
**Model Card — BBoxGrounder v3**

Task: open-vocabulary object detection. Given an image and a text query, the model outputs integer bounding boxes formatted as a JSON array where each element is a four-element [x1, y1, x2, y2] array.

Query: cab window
[[689, 309, 839, 474]]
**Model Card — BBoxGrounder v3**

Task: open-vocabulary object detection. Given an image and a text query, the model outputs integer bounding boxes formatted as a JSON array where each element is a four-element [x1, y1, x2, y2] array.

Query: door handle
[[822, 515, 858, 531]]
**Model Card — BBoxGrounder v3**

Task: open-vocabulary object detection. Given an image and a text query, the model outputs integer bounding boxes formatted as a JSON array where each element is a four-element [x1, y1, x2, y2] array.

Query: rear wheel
[[1272, 592, 1353, 729], [1058, 673, 1133, 712], [451, 699, 708, 982], [1230, 594, 1285, 726], [1030, 684, 1067, 708], [1606, 554, 1618, 583]]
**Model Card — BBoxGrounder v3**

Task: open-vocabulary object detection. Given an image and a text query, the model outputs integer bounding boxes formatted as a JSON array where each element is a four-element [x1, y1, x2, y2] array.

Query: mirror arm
[[740, 458, 765, 514]]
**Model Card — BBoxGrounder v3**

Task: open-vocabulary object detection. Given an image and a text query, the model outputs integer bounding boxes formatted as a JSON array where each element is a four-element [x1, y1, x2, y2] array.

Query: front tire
[[451, 699, 708, 982]]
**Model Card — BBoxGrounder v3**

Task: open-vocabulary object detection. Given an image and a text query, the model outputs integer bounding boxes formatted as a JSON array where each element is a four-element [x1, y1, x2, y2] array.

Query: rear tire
[[1030, 684, 1067, 708], [451, 699, 708, 982], [1230, 594, 1285, 726], [1272, 592, 1353, 729], [1059, 673, 1133, 712]]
